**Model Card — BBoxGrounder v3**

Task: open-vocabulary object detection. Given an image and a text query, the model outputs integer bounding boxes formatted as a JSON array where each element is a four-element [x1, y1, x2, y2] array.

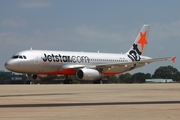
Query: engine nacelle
[[76, 68, 102, 81]]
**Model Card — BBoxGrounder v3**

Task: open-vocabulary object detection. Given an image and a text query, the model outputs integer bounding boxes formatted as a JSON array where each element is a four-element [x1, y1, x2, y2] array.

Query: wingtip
[[171, 56, 176, 63]]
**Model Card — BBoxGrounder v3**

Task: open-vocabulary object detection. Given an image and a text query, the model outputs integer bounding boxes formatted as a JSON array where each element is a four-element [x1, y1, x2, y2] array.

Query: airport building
[[145, 79, 174, 83], [0, 71, 28, 84]]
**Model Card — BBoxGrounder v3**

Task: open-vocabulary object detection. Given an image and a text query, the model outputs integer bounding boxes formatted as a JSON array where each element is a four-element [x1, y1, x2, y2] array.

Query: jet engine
[[76, 68, 102, 81]]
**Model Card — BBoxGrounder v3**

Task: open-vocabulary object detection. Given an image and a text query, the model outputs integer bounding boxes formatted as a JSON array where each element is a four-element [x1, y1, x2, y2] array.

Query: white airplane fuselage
[[5, 50, 151, 75]]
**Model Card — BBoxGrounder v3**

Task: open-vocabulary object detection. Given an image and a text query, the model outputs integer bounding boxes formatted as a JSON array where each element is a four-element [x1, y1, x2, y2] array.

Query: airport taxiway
[[0, 84, 180, 120]]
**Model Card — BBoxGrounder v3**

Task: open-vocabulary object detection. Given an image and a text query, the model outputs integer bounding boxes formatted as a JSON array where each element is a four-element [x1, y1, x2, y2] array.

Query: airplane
[[4, 24, 176, 84]]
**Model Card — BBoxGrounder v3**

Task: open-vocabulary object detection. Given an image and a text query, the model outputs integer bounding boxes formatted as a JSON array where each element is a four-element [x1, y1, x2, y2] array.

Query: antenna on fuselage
[[30, 47, 33, 50]]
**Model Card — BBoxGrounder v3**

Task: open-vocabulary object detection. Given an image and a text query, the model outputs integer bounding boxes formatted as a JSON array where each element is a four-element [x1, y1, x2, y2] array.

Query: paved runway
[[0, 84, 180, 120]]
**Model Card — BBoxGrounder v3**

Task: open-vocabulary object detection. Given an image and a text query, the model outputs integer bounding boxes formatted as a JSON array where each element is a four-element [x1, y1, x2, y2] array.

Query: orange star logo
[[172, 56, 176, 63], [137, 31, 148, 51]]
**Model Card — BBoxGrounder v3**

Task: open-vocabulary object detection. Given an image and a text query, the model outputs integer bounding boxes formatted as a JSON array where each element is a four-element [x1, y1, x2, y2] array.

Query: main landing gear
[[63, 76, 73, 84], [93, 79, 103, 84]]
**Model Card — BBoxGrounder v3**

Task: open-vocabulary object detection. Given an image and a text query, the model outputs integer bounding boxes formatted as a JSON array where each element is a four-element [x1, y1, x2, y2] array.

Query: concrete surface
[[0, 84, 180, 120]]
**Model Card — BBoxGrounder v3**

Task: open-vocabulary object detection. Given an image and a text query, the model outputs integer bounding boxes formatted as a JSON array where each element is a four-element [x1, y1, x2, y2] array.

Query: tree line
[[109, 65, 180, 83]]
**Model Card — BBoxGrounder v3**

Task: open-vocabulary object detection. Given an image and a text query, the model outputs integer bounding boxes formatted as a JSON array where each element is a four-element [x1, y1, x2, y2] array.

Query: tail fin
[[126, 24, 150, 61]]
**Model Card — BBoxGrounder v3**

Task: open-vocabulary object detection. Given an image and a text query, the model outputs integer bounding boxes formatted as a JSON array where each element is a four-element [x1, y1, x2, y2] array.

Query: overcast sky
[[0, 0, 179, 74]]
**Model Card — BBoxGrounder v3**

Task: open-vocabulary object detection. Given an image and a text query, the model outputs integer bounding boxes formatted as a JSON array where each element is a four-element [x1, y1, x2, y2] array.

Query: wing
[[61, 57, 175, 71], [95, 57, 174, 69]]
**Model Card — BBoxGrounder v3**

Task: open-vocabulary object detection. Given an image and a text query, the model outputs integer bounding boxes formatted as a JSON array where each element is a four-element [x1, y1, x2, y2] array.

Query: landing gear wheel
[[32, 74, 37, 79], [26, 74, 36, 84], [93, 79, 103, 84], [63, 79, 73, 84]]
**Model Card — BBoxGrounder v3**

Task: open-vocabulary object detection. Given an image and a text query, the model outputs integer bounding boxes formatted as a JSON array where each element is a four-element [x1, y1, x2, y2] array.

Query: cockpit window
[[23, 56, 27, 59], [12, 55, 19, 59], [19, 55, 23, 59], [11, 55, 27, 59]]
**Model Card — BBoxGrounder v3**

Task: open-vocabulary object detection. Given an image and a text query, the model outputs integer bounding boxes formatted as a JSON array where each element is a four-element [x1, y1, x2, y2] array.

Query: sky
[[0, 0, 180, 75]]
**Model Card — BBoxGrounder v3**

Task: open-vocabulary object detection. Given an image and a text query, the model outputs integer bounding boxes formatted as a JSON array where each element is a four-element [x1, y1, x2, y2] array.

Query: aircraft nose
[[5, 61, 11, 70], [4, 60, 16, 71]]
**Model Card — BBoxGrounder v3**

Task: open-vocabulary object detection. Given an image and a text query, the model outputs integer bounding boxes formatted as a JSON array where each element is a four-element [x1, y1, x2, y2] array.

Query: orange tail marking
[[171, 56, 176, 63]]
